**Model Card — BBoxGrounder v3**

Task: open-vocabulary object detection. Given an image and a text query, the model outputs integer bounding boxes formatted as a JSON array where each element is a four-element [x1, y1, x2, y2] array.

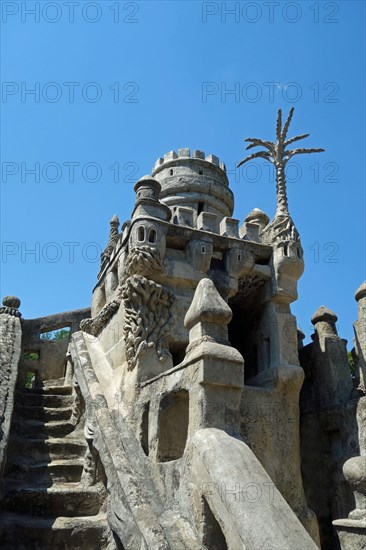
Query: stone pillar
[[310, 306, 353, 408], [333, 283, 366, 550], [354, 281, 366, 392], [0, 296, 22, 499], [183, 278, 244, 436]]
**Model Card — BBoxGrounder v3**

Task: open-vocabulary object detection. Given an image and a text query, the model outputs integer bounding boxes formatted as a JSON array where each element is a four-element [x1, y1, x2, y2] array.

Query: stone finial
[[311, 306, 338, 325], [355, 281, 366, 303], [240, 209, 270, 243], [185, 279, 232, 346], [311, 306, 338, 342], [2, 296, 21, 309], [99, 214, 120, 272], [245, 208, 269, 231], [0, 296, 21, 317]]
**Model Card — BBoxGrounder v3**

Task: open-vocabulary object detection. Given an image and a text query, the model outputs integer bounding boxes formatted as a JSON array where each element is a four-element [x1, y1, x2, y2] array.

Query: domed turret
[[151, 148, 234, 223]]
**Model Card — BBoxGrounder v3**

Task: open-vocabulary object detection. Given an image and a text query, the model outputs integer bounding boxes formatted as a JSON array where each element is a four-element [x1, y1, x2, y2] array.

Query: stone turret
[[132, 175, 171, 222], [152, 148, 233, 225]]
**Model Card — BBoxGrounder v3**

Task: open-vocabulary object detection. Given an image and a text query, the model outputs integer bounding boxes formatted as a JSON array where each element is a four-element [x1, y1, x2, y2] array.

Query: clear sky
[[1, 0, 365, 346]]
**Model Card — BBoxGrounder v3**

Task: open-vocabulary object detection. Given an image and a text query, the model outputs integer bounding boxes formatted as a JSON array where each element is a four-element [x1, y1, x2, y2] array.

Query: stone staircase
[[0, 379, 109, 549]]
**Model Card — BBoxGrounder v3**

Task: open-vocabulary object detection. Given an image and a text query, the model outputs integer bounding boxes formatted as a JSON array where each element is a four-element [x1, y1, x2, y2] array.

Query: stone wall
[[19, 308, 90, 385]]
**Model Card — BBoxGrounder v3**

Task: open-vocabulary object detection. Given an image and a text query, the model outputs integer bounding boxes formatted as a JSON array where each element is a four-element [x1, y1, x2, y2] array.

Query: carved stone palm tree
[[238, 108, 324, 216]]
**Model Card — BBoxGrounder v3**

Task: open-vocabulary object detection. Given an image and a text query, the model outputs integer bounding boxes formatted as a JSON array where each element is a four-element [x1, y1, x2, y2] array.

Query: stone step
[[14, 419, 75, 438], [15, 391, 73, 408], [6, 459, 85, 486], [16, 404, 72, 422], [8, 436, 86, 464], [43, 376, 67, 387], [2, 483, 105, 518], [0, 511, 109, 549]]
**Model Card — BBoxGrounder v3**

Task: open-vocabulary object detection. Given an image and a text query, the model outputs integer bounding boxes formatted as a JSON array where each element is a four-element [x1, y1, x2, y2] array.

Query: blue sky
[[1, 0, 365, 345]]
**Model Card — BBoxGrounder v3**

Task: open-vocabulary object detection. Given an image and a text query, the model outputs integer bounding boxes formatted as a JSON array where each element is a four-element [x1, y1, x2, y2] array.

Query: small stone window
[[137, 226, 145, 242], [157, 390, 189, 462], [199, 170, 203, 175], [148, 228, 157, 244], [24, 371, 36, 389], [283, 244, 289, 257], [237, 253, 241, 261], [170, 169, 174, 175], [198, 201, 204, 215], [201, 245, 206, 254], [40, 327, 70, 341]]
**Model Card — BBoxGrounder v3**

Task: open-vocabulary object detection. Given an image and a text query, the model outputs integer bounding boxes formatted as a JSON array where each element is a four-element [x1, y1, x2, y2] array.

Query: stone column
[[354, 281, 366, 392], [0, 296, 22, 499], [333, 282, 366, 550], [183, 278, 244, 436]]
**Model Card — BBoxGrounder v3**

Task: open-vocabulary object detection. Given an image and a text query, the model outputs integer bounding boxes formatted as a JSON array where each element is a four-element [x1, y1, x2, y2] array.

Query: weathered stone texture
[[0, 307, 22, 499], [1, 131, 364, 549]]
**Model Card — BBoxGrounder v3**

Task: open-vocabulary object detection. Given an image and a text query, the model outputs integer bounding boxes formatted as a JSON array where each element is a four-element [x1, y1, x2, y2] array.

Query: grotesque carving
[[121, 275, 174, 371], [124, 245, 163, 279]]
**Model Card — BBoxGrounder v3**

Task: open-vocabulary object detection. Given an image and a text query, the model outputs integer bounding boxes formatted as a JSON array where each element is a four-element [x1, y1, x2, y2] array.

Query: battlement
[[153, 148, 227, 174]]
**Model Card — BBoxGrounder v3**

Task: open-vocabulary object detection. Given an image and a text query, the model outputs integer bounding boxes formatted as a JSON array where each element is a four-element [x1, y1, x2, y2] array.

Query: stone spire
[[184, 278, 232, 348], [100, 214, 120, 272]]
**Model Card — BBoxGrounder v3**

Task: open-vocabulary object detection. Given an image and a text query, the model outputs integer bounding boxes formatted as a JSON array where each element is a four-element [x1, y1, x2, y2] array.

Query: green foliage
[[23, 351, 39, 361], [24, 371, 35, 389], [348, 351, 356, 377], [40, 328, 70, 341]]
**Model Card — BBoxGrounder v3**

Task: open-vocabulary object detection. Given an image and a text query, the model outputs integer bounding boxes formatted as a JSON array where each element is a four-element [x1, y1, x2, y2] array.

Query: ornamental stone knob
[[2, 296, 21, 309]]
